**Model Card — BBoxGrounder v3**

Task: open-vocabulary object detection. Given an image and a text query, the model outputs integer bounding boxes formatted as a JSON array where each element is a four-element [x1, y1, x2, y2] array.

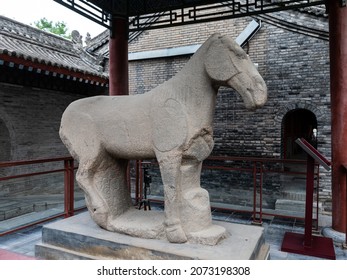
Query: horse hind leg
[[92, 156, 133, 222], [156, 153, 187, 243], [77, 153, 133, 230], [60, 110, 109, 228], [61, 110, 132, 229], [76, 153, 111, 229]]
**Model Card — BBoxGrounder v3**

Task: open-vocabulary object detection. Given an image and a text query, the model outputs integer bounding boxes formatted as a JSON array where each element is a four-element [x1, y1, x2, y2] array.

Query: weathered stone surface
[[59, 33, 267, 245], [35, 212, 269, 260]]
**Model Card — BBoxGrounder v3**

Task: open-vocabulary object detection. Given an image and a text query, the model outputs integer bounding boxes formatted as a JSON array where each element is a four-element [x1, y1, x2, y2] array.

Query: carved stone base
[[108, 208, 226, 245], [35, 212, 270, 260], [109, 209, 166, 240]]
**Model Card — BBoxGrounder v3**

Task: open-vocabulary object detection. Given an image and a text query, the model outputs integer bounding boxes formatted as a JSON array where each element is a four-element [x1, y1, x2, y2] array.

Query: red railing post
[[139, 161, 144, 203], [252, 161, 263, 225], [259, 162, 263, 224], [346, 168, 347, 248], [315, 164, 320, 230], [304, 156, 315, 248], [64, 158, 75, 218], [135, 160, 144, 205], [252, 161, 257, 223]]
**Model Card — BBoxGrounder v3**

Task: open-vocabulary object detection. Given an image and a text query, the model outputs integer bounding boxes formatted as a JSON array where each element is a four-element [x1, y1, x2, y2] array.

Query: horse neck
[[173, 48, 214, 90], [168, 56, 218, 128]]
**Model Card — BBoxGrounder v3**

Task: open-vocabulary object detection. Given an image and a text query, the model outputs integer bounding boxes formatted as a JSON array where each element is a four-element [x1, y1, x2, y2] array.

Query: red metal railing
[[343, 165, 347, 247], [0, 157, 80, 236], [0, 155, 322, 236], [135, 156, 321, 225]]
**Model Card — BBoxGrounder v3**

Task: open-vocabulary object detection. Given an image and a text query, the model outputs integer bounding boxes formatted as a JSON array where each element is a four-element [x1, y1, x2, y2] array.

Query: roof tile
[[0, 15, 108, 80]]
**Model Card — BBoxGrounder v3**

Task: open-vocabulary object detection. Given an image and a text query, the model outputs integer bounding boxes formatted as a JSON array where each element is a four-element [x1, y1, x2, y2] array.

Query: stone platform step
[[36, 212, 270, 260]]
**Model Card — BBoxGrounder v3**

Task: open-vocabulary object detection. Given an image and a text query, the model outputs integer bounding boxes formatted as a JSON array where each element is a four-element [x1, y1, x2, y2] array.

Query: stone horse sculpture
[[60, 33, 267, 245]]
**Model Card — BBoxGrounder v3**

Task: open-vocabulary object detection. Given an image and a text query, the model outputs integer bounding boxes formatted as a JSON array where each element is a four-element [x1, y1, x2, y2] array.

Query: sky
[[0, 0, 106, 38]]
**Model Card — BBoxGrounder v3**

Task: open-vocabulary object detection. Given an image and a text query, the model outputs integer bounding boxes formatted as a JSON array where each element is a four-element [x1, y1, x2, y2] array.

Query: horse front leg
[[179, 158, 227, 245], [156, 153, 187, 243], [180, 159, 213, 233]]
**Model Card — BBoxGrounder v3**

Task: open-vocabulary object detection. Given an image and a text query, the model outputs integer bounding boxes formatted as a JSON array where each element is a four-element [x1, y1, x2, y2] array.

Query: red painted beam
[[0, 53, 108, 85], [329, 1, 347, 233], [109, 17, 129, 96]]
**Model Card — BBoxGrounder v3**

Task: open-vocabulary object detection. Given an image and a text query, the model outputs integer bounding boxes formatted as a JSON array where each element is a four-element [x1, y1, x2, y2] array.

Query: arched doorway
[[282, 109, 317, 159]]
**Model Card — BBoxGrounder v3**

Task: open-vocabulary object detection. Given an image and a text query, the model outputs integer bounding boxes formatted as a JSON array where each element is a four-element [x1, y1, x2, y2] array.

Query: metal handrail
[[0, 155, 323, 236], [0, 156, 73, 167], [0, 156, 80, 236], [135, 156, 321, 225]]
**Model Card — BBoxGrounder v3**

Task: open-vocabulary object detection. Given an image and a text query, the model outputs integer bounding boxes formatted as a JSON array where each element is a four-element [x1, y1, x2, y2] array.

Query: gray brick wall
[[0, 84, 92, 196], [0, 84, 89, 160]]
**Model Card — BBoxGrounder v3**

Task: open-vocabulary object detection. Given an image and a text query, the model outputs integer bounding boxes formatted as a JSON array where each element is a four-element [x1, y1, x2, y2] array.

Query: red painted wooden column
[[109, 17, 129, 96], [329, 1, 347, 233]]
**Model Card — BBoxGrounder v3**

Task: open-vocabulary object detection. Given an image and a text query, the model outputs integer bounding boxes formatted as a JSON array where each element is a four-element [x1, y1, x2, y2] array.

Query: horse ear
[[204, 37, 237, 82]]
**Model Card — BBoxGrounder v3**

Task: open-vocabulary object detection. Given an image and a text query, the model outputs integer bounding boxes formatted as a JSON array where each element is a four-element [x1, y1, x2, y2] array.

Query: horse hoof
[[166, 225, 187, 243], [90, 208, 109, 229]]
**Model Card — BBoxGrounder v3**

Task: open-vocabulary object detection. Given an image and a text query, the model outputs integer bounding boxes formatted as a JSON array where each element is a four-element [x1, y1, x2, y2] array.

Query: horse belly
[[105, 136, 156, 160], [66, 95, 156, 160], [99, 115, 156, 160]]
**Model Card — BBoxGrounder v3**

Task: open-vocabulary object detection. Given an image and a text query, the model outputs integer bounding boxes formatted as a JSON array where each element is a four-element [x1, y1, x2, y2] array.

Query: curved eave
[[0, 50, 109, 86]]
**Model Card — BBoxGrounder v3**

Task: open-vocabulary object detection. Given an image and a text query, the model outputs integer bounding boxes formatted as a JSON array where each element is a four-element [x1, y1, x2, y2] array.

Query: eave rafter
[[0, 52, 108, 86]]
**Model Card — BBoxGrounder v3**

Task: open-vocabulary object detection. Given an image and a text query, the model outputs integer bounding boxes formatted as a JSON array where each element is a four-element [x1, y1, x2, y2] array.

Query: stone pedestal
[[35, 212, 269, 260]]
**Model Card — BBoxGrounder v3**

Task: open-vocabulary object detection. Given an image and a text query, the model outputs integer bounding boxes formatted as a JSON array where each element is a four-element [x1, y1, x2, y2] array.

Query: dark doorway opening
[[283, 109, 317, 159]]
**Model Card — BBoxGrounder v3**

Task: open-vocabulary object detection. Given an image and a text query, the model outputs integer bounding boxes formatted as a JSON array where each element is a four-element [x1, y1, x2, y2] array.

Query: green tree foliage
[[33, 17, 71, 39]]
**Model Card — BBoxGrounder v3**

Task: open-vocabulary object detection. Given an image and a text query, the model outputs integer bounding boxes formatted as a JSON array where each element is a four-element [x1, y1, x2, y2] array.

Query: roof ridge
[[0, 15, 108, 80], [0, 15, 74, 52], [298, 4, 328, 18], [0, 30, 81, 58]]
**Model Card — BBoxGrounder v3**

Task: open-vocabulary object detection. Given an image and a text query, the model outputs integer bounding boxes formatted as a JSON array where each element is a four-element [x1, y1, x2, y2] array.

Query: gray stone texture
[[60, 34, 267, 244], [35, 212, 269, 260]]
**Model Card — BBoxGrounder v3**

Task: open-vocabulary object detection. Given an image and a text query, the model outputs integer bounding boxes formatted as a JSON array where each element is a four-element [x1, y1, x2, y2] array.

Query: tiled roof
[[298, 4, 328, 18], [0, 15, 108, 83], [85, 29, 109, 53]]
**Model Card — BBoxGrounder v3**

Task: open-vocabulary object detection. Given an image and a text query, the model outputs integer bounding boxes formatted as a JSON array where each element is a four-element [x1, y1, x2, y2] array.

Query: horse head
[[204, 33, 267, 110]]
